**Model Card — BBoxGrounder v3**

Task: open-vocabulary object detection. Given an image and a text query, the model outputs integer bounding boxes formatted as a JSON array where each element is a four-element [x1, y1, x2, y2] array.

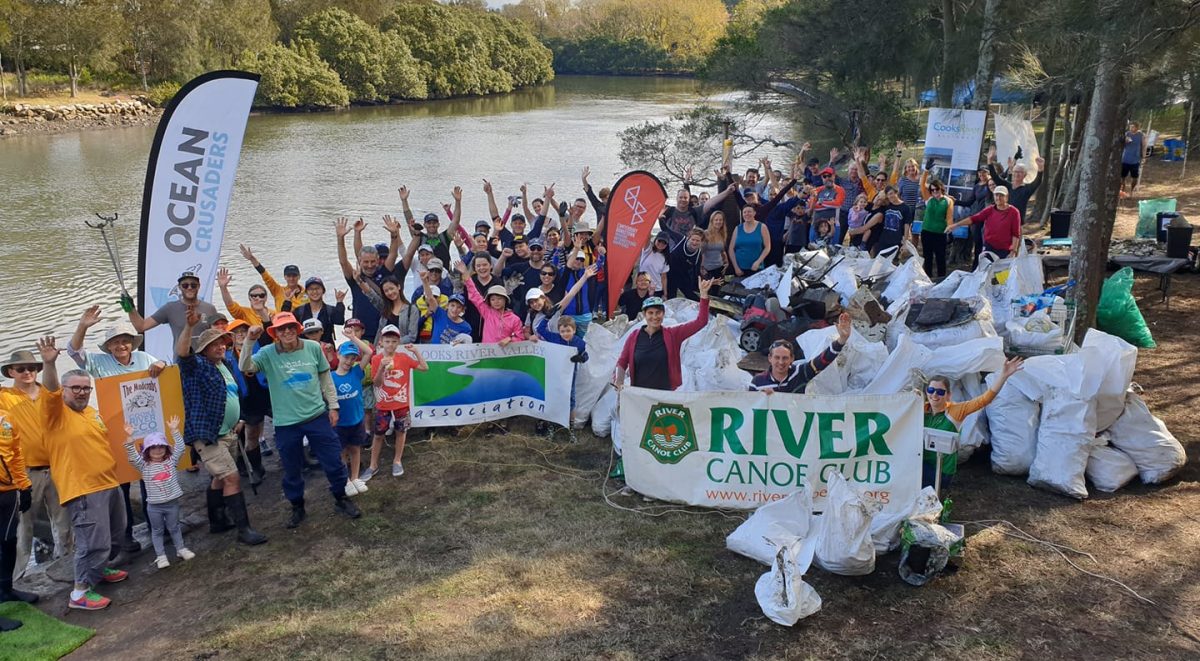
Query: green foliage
[[546, 36, 672, 75], [294, 7, 421, 102], [145, 81, 181, 108], [235, 43, 350, 108]]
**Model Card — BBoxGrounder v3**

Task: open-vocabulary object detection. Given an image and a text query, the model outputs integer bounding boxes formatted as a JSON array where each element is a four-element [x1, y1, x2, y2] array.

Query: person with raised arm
[[399, 184, 461, 266], [238, 244, 305, 312], [614, 276, 715, 393], [124, 270, 218, 352]]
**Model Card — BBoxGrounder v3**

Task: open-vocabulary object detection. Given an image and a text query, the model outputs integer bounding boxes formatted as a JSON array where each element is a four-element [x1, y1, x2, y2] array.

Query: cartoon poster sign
[[96, 366, 189, 483]]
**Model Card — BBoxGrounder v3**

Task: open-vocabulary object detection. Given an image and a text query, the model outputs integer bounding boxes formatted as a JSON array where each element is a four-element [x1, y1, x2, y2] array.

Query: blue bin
[[912, 220, 923, 234], [952, 225, 970, 239], [1164, 139, 1187, 161]]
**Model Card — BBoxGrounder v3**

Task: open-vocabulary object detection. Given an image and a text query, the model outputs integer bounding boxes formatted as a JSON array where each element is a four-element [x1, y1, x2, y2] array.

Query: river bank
[[0, 97, 162, 137]]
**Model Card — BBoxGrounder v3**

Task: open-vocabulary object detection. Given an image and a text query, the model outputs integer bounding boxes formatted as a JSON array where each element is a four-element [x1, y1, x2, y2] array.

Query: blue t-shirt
[[331, 365, 366, 427], [430, 307, 473, 344], [1122, 132, 1144, 165]]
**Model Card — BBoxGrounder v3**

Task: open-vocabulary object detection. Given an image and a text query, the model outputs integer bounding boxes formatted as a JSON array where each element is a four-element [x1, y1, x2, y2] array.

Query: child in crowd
[[526, 264, 597, 336], [333, 336, 374, 496], [846, 193, 870, 248], [638, 232, 671, 296], [420, 272, 473, 345], [811, 218, 835, 248], [363, 327, 429, 480], [454, 260, 525, 345], [301, 318, 338, 369], [534, 315, 588, 436], [123, 417, 194, 569]]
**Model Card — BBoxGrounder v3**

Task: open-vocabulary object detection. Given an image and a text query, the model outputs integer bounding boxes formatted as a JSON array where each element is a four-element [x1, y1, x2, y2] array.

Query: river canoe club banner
[[410, 342, 576, 427], [620, 388, 924, 514], [138, 70, 259, 361]]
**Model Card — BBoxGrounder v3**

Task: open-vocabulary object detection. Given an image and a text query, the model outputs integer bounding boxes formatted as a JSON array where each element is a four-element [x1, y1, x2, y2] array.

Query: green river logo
[[640, 404, 698, 464]]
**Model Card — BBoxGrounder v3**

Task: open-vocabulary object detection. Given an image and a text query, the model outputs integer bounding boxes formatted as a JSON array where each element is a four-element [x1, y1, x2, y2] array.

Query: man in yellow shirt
[[0, 372, 36, 630], [0, 350, 73, 578], [37, 337, 129, 611]]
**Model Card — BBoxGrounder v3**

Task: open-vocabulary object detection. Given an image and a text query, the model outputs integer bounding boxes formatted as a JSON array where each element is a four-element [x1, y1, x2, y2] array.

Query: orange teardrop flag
[[605, 171, 667, 316]]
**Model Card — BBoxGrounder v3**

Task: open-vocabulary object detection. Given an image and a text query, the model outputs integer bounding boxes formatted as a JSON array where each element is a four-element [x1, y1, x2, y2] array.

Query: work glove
[[18, 488, 31, 513], [570, 353, 586, 364], [120, 292, 135, 313]]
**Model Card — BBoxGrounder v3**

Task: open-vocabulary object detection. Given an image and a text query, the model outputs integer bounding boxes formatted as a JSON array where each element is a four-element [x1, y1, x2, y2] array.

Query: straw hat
[[99, 325, 143, 354]]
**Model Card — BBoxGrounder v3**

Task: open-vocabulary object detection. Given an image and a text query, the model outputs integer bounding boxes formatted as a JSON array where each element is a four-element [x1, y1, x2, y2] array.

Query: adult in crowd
[[918, 175, 955, 279], [809, 167, 846, 245], [923, 357, 1023, 488], [226, 320, 269, 486], [613, 276, 715, 392], [945, 186, 1022, 258], [667, 229, 704, 300], [463, 253, 500, 341], [1, 351, 72, 578], [986, 145, 1046, 221], [557, 250, 602, 335], [177, 310, 267, 546], [357, 275, 420, 343], [400, 185, 461, 266], [238, 244, 305, 311], [289, 277, 346, 345], [68, 306, 167, 379], [750, 313, 850, 393], [217, 268, 274, 329], [849, 186, 913, 256], [37, 337, 128, 611], [240, 314, 360, 529], [700, 211, 729, 278], [729, 206, 771, 276], [0, 378, 34, 629], [889, 142, 923, 214], [1121, 121, 1146, 197], [336, 215, 404, 342], [639, 232, 671, 296], [125, 270, 218, 353], [954, 166, 993, 266]]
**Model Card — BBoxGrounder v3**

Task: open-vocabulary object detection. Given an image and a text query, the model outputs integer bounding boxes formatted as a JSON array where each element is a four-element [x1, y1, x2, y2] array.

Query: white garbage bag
[[1106, 391, 1187, 484], [992, 241, 1044, 335], [952, 373, 990, 461], [881, 256, 933, 306], [727, 487, 814, 566], [920, 336, 1006, 379], [575, 322, 621, 425], [869, 486, 941, 552], [1005, 310, 1063, 352], [987, 371, 1041, 475], [1081, 330, 1138, 431], [860, 334, 930, 395], [590, 387, 616, 438], [740, 265, 785, 290], [814, 471, 878, 575], [754, 535, 822, 626], [1027, 388, 1096, 499], [1086, 444, 1139, 493], [680, 320, 749, 392], [905, 297, 998, 349], [926, 270, 967, 298]]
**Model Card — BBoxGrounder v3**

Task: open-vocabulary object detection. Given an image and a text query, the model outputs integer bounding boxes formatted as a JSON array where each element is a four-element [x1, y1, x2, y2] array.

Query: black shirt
[[618, 288, 650, 319], [632, 329, 671, 390], [422, 230, 454, 266], [667, 243, 702, 300]]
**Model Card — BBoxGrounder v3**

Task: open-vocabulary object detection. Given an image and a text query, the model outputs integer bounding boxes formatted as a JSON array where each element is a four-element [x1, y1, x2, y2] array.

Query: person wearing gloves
[[240, 313, 361, 529], [750, 313, 851, 393], [922, 357, 1024, 488], [0, 384, 35, 629]]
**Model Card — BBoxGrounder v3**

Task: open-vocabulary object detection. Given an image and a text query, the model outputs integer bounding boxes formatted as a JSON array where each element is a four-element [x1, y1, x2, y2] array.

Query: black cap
[[512, 234, 527, 244], [178, 271, 199, 283], [511, 214, 526, 223], [283, 264, 300, 276], [423, 212, 439, 222]]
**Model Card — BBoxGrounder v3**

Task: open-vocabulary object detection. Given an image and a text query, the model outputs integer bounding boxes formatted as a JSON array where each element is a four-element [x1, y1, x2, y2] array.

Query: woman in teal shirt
[[729, 206, 771, 276]]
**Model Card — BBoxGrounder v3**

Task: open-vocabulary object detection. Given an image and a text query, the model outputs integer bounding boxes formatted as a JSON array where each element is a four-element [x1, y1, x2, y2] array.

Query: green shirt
[[922, 196, 950, 234], [251, 341, 330, 426], [923, 411, 960, 475], [218, 363, 241, 436]]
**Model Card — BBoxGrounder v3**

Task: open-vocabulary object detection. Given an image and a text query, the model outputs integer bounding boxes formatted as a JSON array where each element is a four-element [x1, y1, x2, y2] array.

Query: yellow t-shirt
[[0, 407, 31, 492], [40, 389, 119, 504], [262, 269, 307, 312], [0, 385, 50, 467]]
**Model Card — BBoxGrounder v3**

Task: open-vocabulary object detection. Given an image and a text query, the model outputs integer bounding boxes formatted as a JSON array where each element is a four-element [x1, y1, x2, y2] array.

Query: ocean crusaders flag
[[605, 171, 667, 316], [138, 71, 259, 362]]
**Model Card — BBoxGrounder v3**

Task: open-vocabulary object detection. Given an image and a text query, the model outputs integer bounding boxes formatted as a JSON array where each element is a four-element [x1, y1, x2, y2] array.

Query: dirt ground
[[18, 160, 1200, 661]]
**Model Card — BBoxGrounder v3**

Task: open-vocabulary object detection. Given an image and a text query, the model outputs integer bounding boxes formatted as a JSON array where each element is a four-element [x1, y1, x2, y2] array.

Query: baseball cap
[[994, 186, 1009, 197], [511, 213, 526, 223], [525, 288, 545, 302], [573, 250, 587, 261], [512, 234, 527, 244], [820, 167, 835, 176], [428, 285, 441, 298], [642, 296, 666, 311], [528, 238, 544, 249], [344, 318, 364, 329], [427, 258, 444, 271], [284, 264, 301, 276], [337, 341, 361, 357], [447, 294, 466, 306], [423, 212, 440, 223], [302, 318, 323, 334], [379, 324, 401, 337], [417, 244, 434, 253], [178, 271, 200, 283], [304, 276, 324, 289], [475, 220, 491, 230]]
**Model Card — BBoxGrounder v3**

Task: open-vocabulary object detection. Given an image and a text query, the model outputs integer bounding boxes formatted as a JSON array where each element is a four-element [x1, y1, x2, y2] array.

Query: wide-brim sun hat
[[486, 285, 510, 301], [99, 325, 143, 354], [266, 312, 302, 339], [1, 350, 40, 378], [192, 328, 233, 354]]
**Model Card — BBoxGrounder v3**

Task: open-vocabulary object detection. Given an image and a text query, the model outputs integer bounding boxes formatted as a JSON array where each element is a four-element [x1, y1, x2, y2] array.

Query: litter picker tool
[[85, 212, 134, 312]]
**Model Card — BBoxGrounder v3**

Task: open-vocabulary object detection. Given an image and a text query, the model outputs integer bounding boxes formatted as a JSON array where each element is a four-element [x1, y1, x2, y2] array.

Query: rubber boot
[[224, 493, 268, 545], [0, 539, 36, 604], [334, 495, 361, 519], [286, 500, 306, 529], [246, 447, 267, 488], [206, 488, 235, 534], [0, 617, 20, 632]]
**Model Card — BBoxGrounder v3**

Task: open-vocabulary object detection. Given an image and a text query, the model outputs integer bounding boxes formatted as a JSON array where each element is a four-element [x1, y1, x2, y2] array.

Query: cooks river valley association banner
[[619, 388, 924, 515]]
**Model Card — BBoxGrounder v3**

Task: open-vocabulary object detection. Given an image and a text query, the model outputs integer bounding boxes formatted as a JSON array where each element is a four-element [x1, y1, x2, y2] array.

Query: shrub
[[145, 81, 182, 107], [235, 43, 350, 109]]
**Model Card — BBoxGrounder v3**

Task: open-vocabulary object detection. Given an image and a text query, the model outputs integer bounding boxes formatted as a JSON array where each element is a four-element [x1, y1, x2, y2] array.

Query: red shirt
[[371, 352, 419, 411], [968, 204, 1022, 251]]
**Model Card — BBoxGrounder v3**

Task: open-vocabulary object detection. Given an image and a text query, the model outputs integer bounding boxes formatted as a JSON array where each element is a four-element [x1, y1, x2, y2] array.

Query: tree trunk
[[970, 0, 1000, 112], [69, 60, 79, 98], [938, 0, 956, 107], [15, 49, 26, 97], [1069, 39, 1125, 342], [1052, 102, 1075, 206], [0, 51, 6, 103], [1033, 97, 1059, 224], [1059, 93, 1092, 212]]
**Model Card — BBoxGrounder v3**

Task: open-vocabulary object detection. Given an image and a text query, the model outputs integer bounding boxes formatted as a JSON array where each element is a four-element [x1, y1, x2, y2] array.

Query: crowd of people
[[0, 145, 1045, 624]]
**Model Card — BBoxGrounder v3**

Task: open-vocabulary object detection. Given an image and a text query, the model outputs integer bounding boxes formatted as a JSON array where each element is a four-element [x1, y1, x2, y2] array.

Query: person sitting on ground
[[331, 337, 373, 496], [534, 315, 588, 435], [944, 185, 1022, 258], [122, 418, 194, 570], [238, 244, 305, 311], [367, 329, 428, 480], [922, 357, 1023, 489], [614, 277, 716, 393], [288, 277, 346, 345], [811, 218, 836, 249], [750, 313, 850, 393]]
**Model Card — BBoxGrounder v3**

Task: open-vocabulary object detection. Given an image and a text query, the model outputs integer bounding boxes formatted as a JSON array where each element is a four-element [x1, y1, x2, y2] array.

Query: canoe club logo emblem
[[640, 404, 698, 465]]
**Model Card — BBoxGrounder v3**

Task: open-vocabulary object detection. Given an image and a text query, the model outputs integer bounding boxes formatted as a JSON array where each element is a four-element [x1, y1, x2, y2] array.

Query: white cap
[[428, 285, 441, 297], [379, 324, 401, 337], [993, 185, 1009, 197], [525, 288, 545, 302], [302, 318, 323, 333], [573, 250, 587, 261]]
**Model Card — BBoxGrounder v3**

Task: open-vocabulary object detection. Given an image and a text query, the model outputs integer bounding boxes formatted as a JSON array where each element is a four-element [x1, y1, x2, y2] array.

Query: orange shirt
[[0, 385, 50, 466], [226, 299, 271, 328], [0, 406, 31, 492], [371, 352, 418, 412], [40, 389, 119, 505]]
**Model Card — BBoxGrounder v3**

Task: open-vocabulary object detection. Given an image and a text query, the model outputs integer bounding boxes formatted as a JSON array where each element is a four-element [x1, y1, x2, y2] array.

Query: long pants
[[119, 480, 149, 545], [921, 230, 948, 279], [146, 498, 185, 557], [65, 487, 125, 588], [1, 489, 19, 592], [16, 467, 72, 577], [274, 412, 348, 504]]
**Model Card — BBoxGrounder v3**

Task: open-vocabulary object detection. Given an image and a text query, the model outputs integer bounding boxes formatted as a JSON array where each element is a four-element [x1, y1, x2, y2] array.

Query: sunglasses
[[530, 246, 544, 250], [821, 174, 834, 179], [541, 271, 556, 276], [874, 177, 887, 182], [249, 292, 267, 299], [926, 386, 947, 396], [768, 340, 794, 351], [10, 365, 39, 374], [67, 385, 94, 394], [179, 282, 199, 290], [275, 325, 299, 334]]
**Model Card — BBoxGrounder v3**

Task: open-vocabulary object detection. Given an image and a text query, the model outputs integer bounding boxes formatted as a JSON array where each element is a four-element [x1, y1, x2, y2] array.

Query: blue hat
[[642, 296, 665, 311], [337, 341, 361, 357], [448, 294, 466, 306]]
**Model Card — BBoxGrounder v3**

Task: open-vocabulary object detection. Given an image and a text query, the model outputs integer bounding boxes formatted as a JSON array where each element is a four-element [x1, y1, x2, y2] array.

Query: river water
[[0, 76, 801, 360]]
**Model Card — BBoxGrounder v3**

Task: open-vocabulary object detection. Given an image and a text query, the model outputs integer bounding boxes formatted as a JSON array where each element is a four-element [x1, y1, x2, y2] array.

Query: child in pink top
[[455, 260, 525, 345]]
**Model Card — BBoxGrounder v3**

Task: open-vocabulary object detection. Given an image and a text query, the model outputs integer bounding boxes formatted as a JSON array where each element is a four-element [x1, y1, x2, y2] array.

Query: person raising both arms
[[399, 184, 462, 266], [125, 270, 218, 355], [238, 244, 305, 312], [986, 144, 1045, 222], [336, 216, 401, 343], [67, 305, 166, 379], [217, 268, 274, 329]]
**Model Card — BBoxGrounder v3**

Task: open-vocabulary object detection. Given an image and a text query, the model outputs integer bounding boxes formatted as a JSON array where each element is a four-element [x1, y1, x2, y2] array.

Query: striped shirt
[[124, 429, 186, 504]]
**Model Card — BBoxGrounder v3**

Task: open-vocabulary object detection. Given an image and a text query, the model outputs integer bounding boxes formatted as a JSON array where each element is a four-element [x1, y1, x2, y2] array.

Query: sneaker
[[354, 479, 369, 494], [359, 467, 376, 483], [101, 568, 128, 583], [68, 590, 110, 610], [344, 480, 360, 497], [155, 555, 170, 569], [392, 462, 404, 477], [334, 497, 361, 519], [177, 548, 195, 561]]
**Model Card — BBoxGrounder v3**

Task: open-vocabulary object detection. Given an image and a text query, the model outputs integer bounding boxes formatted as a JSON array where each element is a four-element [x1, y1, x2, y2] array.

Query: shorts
[[1121, 162, 1140, 179], [374, 408, 411, 436], [336, 421, 370, 448], [193, 433, 238, 480]]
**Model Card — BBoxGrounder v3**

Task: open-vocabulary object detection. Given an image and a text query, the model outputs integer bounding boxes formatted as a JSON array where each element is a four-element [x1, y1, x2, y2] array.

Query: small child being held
[[535, 315, 588, 435], [124, 416, 194, 569]]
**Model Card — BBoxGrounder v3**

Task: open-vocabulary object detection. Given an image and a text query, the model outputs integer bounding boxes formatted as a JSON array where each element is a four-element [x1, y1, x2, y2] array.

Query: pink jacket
[[464, 278, 525, 343], [617, 298, 710, 390]]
